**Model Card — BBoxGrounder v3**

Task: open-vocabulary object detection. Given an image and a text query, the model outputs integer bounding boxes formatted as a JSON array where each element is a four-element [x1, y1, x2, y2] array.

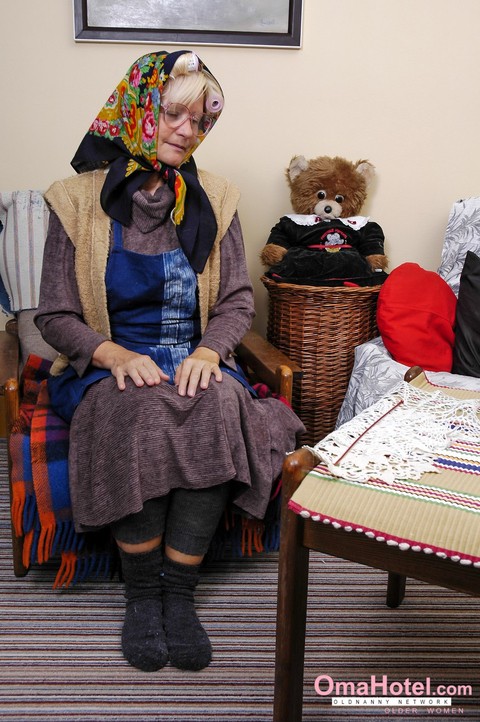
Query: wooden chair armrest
[[236, 330, 303, 404], [0, 326, 20, 391], [5, 317, 18, 338], [281, 446, 317, 501], [5, 373, 26, 578], [404, 365, 424, 382], [4, 377, 20, 432], [0, 325, 20, 433], [0, 324, 25, 576]]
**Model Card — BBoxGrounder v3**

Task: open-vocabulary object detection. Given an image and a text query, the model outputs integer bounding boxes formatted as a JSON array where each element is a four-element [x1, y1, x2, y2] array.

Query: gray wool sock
[[162, 556, 212, 671], [119, 546, 168, 672]]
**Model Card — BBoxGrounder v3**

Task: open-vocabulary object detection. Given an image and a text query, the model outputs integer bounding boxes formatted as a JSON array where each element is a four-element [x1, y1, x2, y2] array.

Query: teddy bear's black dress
[[265, 214, 388, 286]]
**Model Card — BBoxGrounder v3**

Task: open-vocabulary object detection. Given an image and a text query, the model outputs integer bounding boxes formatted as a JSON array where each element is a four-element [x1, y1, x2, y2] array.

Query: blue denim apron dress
[[48, 221, 201, 422]]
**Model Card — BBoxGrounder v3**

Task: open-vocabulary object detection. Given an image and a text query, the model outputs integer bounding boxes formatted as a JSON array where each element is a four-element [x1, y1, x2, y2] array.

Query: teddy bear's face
[[314, 190, 346, 220], [287, 156, 369, 219]]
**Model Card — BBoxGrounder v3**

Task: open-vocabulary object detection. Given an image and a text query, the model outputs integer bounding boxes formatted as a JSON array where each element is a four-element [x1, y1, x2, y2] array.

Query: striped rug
[[0, 441, 479, 721]]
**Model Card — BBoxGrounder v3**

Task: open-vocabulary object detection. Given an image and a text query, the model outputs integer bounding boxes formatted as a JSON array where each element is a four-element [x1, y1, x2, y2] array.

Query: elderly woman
[[35, 50, 304, 673]]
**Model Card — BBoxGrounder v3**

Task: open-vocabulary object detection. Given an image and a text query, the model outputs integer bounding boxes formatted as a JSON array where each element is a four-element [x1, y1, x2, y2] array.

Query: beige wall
[[2, 1, 480, 331]]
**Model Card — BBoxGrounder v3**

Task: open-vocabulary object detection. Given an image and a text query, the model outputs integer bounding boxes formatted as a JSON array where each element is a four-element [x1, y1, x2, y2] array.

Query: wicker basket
[[262, 276, 381, 445]]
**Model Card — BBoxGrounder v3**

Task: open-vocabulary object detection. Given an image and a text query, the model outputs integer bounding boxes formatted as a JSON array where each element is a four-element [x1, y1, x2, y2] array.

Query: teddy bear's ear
[[355, 160, 376, 188], [287, 155, 309, 183]]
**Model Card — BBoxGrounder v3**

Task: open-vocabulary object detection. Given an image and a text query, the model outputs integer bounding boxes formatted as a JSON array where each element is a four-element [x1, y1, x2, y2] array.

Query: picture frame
[[73, 0, 303, 49]]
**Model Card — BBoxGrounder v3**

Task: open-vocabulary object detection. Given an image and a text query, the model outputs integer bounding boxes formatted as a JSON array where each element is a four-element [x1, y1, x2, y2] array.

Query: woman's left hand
[[174, 347, 222, 397]]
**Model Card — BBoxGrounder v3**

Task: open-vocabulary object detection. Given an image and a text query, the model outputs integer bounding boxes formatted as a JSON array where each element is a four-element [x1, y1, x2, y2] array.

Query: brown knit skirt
[[68, 373, 304, 532]]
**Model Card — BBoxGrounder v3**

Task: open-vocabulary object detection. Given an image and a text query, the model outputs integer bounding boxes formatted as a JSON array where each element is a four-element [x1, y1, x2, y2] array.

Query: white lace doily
[[308, 381, 480, 484]]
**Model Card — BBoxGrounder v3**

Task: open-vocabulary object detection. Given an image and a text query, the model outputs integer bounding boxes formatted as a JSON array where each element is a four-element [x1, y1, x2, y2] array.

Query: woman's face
[[156, 96, 204, 167]]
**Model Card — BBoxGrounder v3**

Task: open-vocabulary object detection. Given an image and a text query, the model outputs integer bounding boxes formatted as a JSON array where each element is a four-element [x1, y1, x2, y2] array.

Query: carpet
[[0, 441, 479, 721]]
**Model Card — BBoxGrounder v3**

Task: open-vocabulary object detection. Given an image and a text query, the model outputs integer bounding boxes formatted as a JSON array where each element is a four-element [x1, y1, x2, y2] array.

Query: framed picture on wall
[[73, 0, 303, 48]]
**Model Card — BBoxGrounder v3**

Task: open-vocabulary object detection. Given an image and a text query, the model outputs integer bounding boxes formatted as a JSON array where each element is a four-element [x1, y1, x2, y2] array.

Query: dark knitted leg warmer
[[119, 546, 168, 672], [162, 556, 212, 671]]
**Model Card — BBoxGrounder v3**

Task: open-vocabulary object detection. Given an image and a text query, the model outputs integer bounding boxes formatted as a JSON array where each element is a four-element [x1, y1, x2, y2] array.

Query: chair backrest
[[0, 191, 49, 313], [0, 190, 57, 367]]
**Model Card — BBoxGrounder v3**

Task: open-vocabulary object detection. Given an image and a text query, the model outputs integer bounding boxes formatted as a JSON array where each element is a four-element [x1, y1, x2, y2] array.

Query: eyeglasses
[[160, 103, 214, 137]]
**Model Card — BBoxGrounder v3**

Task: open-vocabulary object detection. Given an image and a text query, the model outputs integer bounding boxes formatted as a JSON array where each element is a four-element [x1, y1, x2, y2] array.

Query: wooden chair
[[273, 366, 480, 722], [0, 322, 302, 579]]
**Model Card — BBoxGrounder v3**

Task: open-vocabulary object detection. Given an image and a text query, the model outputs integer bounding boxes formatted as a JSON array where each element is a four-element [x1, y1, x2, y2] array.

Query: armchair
[[1, 317, 302, 581], [0, 189, 303, 584]]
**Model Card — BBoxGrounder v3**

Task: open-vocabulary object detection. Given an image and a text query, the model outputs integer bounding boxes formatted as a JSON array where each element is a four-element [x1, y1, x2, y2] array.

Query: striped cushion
[[0, 190, 49, 312], [290, 374, 480, 567]]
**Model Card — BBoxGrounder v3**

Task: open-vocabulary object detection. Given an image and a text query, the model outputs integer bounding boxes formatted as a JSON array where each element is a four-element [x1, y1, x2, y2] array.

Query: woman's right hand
[[92, 340, 169, 391]]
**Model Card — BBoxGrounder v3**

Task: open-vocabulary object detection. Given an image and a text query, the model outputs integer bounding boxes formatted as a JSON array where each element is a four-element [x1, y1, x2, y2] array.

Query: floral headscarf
[[71, 50, 224, 273]]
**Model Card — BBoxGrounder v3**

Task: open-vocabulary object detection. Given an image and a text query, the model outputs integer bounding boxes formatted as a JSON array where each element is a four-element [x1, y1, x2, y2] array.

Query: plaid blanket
[[9, 355, 113, 588], [9, 358, 290, 587]]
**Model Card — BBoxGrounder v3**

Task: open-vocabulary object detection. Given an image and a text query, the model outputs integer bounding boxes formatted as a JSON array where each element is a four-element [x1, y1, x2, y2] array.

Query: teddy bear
[[261, 155, 388, 286]]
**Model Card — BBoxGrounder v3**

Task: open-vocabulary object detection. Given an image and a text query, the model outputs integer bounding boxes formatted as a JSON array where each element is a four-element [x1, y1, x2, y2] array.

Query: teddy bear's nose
[[324, 205, 333, 214]]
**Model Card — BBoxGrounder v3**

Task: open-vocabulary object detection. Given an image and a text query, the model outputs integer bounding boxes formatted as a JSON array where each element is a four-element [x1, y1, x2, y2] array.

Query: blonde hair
[[162, 52, 224, 115]]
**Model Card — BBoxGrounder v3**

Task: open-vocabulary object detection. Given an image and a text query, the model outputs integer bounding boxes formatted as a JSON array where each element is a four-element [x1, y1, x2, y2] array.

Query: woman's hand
[[174, 347, 222, 397], [92, 340, 169, 391]]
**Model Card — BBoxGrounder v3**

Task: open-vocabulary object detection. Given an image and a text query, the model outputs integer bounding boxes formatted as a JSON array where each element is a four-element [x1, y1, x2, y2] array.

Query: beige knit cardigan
[[44, 169, 240, 374]]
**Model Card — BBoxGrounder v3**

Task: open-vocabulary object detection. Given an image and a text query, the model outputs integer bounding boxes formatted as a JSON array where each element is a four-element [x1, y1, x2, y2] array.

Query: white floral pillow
[[437, 197, 480, 296]]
